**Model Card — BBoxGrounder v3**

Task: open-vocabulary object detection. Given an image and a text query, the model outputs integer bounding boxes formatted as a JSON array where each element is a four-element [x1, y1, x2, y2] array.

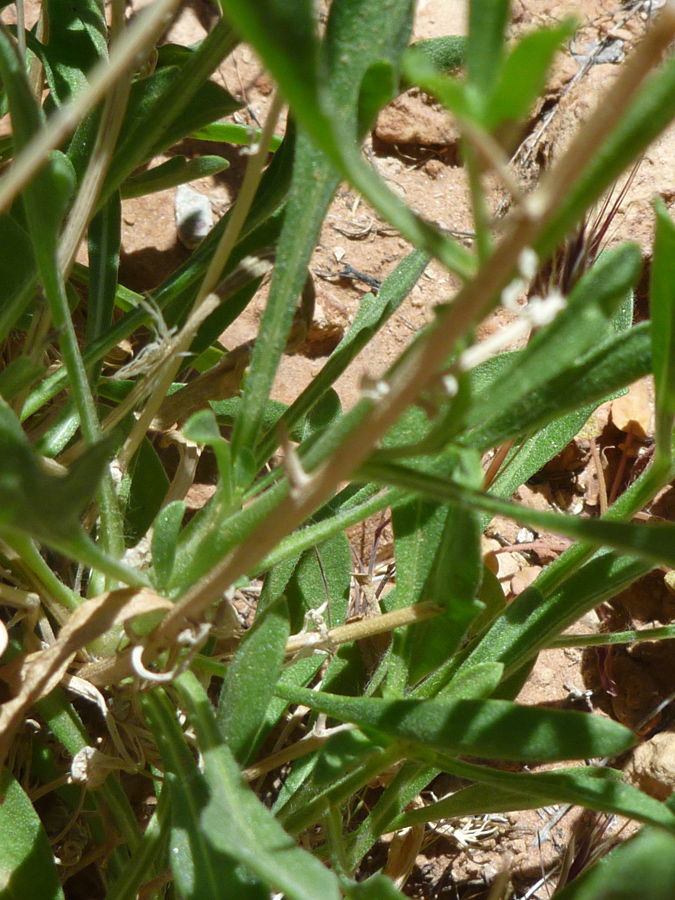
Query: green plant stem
[[323, 806, 352, 882], [550, 623, 675, 649], [466, 147, 493, 263], [104, 784, 169, 900], [345, 760, 436, 869], [4, 533, 80, 612]]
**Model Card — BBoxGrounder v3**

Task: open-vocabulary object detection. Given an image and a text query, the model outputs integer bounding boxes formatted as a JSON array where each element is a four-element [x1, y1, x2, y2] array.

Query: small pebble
[[175, 184, 213, 249]]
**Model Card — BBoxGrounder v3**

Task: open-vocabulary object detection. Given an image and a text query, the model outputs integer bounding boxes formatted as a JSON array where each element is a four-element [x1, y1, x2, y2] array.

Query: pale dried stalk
[[0, 0, 182, 216], [284, 600, 442, 656], [117, 93, 282, 469], [58, 0, 131, 277]]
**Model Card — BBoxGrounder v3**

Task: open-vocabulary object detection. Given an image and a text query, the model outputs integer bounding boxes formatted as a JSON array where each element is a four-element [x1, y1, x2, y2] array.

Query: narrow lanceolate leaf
[[86, 192, 121, 350], [174, 673, 341, 900], [391, 762, 675, 835], [217, 597, 290, 766], [460, 243, 642, 444], [0, 213, 37, 344], [651, 198, 675, 459], [142, 690, 267, 900], [483, 21, 575, 132], [463, 321, 652, 451], [0, 769, 65, 900], [120, 155, 229, 198], [275, 684, 635, 763], [466, 0, 510, 92]]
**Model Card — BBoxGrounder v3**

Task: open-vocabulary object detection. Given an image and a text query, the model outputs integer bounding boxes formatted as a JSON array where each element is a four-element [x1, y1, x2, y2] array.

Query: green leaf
[[284, 533, 351, 633], [345, 874, 409, 899], [120, 155, 230, 198], [0, 768, 65, 900], [439, 661, 504, 701], [297, 388, 343, 444], [344, 759, 437, 868], [486, 403, 597, 503], [466, 0, 510, 93], [401, 50, 473, 121], [0, 399, 109, 542], [407, 35, 466, 75], [393, 768, 615, 825], [142, 690, 267, 900], [103, 786, 170, 900], [484, 21, 575, 132], [32, 399, 80, 458], [456, 550, 648, 681], [461, 243, 642, 441], [553, 827, 675, 900], [393, 763, 675, 835], [85, 192, 121, 351], [358, 60, 397, 133], [191, 121, 284, 150], [464, 321, 652, 451], [174, 672, 342, 900], [217, 597, 291, 766], [151, 501, 185, 592], [123, 438, 170, 547], [184, 408, 234, 497], [275, 685, 635, 763], [313, 729, 384, 787], [406, 503, 483, 685], [388, 440, 484, 686], [0, 213, 36, 344], [43, 0, 107, 104], [464, 565, 505, 642], [651, 198, 675, 459], [119, 68, 240, 161]]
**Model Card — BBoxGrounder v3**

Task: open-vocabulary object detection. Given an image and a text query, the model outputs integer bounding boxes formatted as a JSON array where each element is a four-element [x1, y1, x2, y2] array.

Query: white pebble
[[175, 184, 213, 249]]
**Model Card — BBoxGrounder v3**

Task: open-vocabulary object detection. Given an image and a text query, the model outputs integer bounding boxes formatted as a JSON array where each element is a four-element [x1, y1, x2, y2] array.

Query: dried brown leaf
[[610, 378, 652, 439], [0, 587, 172, 775]]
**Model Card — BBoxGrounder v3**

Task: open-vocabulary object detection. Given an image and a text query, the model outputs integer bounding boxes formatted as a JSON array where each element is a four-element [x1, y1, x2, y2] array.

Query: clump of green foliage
[[2, 0, 675, 898]]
